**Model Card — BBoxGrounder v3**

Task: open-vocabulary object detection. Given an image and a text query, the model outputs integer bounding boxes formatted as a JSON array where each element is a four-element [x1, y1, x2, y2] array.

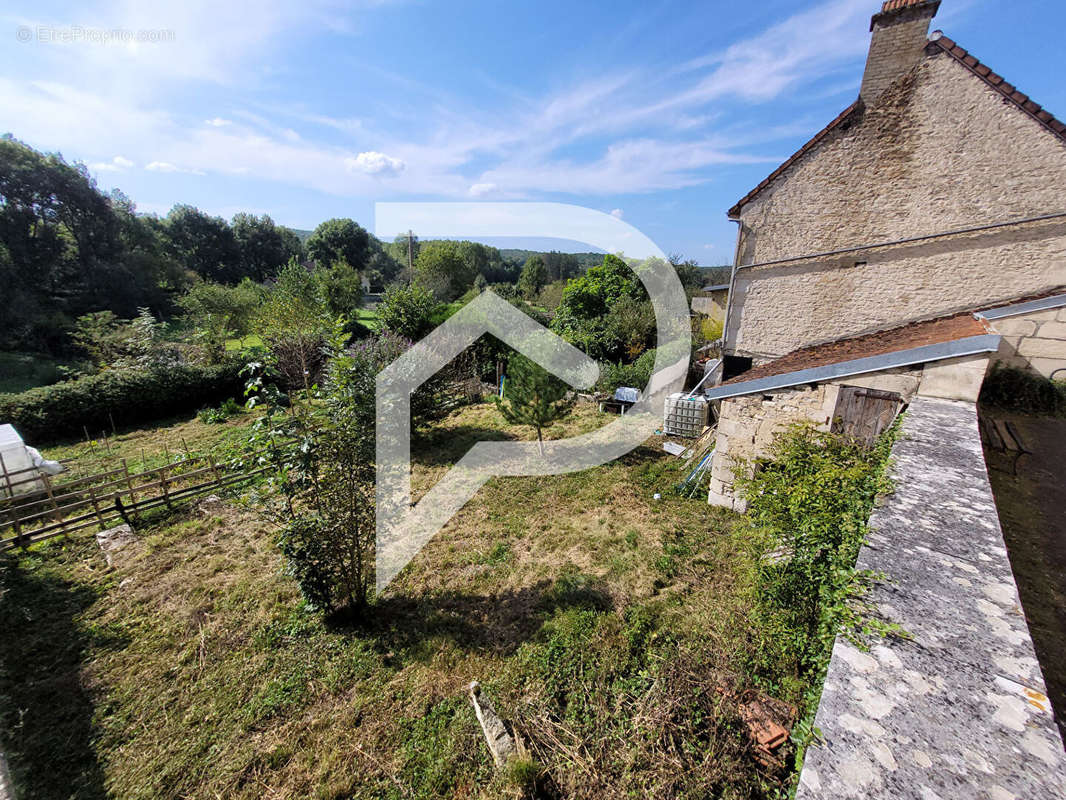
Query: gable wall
[[727, 52, 1066, 360]]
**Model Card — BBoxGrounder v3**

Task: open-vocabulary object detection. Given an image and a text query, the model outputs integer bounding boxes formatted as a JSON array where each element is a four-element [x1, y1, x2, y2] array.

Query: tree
[[550, 254, 650, 361], [314, 261, 363, 318], [495, 353, 576, 453], [414, 240, 477, 300], [164, 205, 242, 283], [518, 255, 548, 299], [270, 329, 377, 614], [377, 282, 439, 341], [256, 260, 335, 395], [232, 213, 302, 281], [178, 278, 266, 361], [306, 218, 370, 271]]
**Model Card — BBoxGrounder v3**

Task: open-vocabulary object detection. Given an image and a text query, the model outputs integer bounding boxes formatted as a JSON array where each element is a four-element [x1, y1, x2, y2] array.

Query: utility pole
[[407, 229, 414, 274]]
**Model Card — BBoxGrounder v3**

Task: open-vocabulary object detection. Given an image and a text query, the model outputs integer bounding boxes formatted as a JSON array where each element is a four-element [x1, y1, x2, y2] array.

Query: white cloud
[[0, 0, 871, 201], [145, 160, 203, 175], [609, 208, 624, 219], [89, 155, 134, 172], [344, 150, 406, 176]]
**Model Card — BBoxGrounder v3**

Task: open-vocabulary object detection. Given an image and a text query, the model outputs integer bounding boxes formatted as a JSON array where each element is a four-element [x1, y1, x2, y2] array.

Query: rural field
[[0, 400, 830, 800]]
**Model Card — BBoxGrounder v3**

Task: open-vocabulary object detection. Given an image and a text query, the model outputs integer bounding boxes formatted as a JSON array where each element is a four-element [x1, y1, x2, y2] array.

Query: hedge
[[0, 361, 247, 444]]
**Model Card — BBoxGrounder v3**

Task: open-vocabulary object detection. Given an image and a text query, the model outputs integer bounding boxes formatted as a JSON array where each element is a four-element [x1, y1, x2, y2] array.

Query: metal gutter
[[722, 219, 744, 354], [974, 292, 1066, 320], [731, 211, 1066, 273], [699, 283, 730, 292], [702, 334, 1001, 401]]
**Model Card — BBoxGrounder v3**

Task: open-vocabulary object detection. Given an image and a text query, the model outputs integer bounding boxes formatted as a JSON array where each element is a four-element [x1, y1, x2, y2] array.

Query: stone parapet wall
[[796, 397, 1066, 799]]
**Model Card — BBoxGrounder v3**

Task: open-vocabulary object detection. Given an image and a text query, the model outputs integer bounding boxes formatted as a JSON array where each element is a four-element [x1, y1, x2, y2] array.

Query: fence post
[[122, 459, 137, 503], [88, 486, 107, 530], [160, 464, 171, 508]]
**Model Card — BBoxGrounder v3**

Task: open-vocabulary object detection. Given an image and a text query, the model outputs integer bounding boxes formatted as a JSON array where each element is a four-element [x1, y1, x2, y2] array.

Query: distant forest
[[0, 134, 727, 370]]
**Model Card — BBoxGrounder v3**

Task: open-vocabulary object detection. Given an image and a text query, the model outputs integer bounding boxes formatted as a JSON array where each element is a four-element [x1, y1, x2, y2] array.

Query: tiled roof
[[726, 101, 862, 219], [721, 288, 1066, 387], [721, 312, 989, 386], [727, 34, 1066, 219], [926, 34, 1066, 144]]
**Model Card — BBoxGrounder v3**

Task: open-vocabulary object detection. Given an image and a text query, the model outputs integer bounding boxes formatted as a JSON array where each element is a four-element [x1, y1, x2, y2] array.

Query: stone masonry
[[987, 304, 1066, 378], [725, 14, 1066, 362], [796, 396, 1066, 800]]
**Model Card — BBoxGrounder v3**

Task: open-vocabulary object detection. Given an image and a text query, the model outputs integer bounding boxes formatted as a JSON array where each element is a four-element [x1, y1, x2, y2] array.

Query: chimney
[[859, 0, 941, 104]]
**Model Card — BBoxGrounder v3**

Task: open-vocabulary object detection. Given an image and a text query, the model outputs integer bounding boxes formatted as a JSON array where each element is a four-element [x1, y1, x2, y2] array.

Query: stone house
[[706, 0, 1066, 510], [690, 283, 728, 323]]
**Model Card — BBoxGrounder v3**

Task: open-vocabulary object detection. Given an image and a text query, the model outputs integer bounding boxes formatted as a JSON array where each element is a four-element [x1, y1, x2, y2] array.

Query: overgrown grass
[[733, 420, 901, 780], [0, 403, 900, 799]]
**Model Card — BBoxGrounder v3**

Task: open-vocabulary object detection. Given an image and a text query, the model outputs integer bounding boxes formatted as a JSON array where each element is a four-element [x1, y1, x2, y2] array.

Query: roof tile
[[723, 289, 1066, 387]]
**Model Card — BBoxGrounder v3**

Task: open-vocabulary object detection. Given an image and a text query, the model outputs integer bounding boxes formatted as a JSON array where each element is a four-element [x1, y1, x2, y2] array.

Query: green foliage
[[198, 396, 242, 424], [414, 239, 476, 300], [71, 308, 176, 372], [0, 361, 246, 443], [178, 278, 266, 362], [495, 353, 576, 450], [595, 347, 657, 394], [377, 282, 440, 341], [256, 260, 336, 393], [979, 363, 1066, 416], [314, 260, 363, 317], [517, 255, 548, 299], [550, 254, 653, 361], [735, 422, 900, 696], [164, 204, 242, 283], [306, 218, 371, 271], [265, 330, 381, 613], [231, 213, 302, 282]]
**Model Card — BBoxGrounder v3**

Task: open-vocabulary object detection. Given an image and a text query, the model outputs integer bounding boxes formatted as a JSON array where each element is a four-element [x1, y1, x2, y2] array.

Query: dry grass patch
[[1, 401, 789, 800]]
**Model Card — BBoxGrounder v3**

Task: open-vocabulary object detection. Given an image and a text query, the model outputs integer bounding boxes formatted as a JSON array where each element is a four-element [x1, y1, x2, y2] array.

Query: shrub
[[198, 396, 242, 424], [979, 363, 1066, 416], [595, 347, 657, 394], [734, 421, 899, 698], [377, 282, 439, 341], [0, 361, 246, 443]]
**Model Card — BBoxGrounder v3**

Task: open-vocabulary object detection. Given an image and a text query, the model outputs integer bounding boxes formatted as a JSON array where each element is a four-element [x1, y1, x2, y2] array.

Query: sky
[[2, 0, 1065, 262]]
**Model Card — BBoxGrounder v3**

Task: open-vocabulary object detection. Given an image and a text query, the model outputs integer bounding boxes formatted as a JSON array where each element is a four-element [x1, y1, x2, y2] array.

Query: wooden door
[[831, 386, 902, 447]]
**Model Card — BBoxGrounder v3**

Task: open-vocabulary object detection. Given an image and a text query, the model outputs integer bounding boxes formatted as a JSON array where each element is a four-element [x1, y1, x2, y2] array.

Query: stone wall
[[704, 359, 985, 510], [691, 289, 727, 322], [796, 397, 1066, 799], [987, 305, 1066, 378], [726, 49, 1066, 361]]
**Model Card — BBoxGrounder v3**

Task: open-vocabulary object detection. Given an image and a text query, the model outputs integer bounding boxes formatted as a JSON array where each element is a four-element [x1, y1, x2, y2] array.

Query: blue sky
[[2, 0, 1064, 262]]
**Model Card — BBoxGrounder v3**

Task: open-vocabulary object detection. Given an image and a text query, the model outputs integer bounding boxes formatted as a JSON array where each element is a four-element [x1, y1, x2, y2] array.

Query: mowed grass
[[0, 402, 782, 799]]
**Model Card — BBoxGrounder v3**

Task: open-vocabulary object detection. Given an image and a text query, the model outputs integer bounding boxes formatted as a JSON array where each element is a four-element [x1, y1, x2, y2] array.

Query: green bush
[[979, 363, 1066, 416], [735, 422, 899, 700], [0, 361, 246, 443], [595, 347, 657, 394]]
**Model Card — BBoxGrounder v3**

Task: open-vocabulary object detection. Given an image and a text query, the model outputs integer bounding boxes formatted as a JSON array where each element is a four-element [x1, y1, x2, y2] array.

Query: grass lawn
[[0, 402, 797, 799], [225, 334, 265, 351]]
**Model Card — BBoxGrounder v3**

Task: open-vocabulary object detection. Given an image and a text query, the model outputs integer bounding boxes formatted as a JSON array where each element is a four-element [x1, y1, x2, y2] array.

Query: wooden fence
[[0, 450, 274, 550]]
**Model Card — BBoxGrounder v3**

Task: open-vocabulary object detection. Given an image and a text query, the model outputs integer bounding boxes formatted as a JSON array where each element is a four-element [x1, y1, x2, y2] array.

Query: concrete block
[[1035, 320, 1066, 340], [989, 317, 1038, 337], [1017, 337, 1066, 360], [917, 356, 989, 403]]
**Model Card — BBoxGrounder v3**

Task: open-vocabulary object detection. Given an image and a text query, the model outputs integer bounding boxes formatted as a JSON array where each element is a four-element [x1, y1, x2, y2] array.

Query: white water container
[[663, 393, 709, 438]]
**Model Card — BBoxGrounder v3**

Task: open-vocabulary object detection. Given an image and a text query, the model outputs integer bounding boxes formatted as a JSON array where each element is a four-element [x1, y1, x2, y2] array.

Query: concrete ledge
[[797, 397, 1066, 800]]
